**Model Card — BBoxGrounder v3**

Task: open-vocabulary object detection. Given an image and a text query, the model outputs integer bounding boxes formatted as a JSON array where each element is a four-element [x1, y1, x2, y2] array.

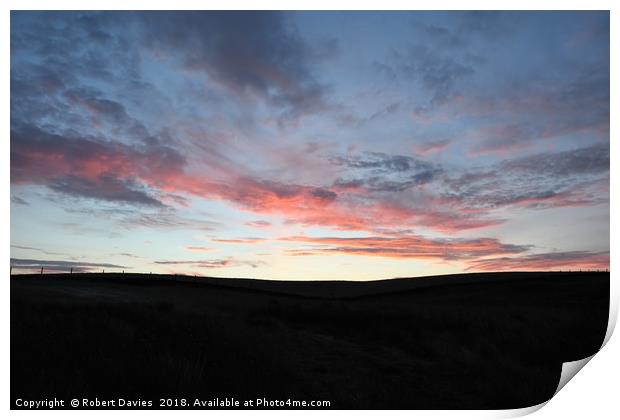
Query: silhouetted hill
[[11, 271, 609, 409], [10, 270, 602, 298]]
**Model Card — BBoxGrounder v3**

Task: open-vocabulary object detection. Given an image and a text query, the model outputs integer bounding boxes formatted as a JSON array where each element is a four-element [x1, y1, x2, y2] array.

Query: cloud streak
[[10, 258, 128, 273], [466, 251, 609, 271], [280, 234, 530, 261], [11, 245, 63, 256], [154, 258, 264, 269]]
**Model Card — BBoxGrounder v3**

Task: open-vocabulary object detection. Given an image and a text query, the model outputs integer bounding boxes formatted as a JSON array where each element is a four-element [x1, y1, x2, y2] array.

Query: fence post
[[70, 267, 73, 274], [40, 266, 43, 275]]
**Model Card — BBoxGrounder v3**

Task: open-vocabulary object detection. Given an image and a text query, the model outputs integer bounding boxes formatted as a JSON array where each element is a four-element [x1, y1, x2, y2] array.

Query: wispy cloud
[[11, 244, 63, 256], [185, 246, 214, 253], [441, 143, 609, 211], [11, 196, 29, 205], [154, 258, 265, 269], [280, 234, 530, 261], [10, 258, 128, 272], [412, 139, 451, 156], [211, 238, 267, 244], [245, 220, 272, 228], [466, 251, 609, 271]]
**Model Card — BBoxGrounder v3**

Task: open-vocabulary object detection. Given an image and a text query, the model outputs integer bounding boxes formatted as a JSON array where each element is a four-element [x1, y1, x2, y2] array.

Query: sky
[[9, 11, 610, 280]]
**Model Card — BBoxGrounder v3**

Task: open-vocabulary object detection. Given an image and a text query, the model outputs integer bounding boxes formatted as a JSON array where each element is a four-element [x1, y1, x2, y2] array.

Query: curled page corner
[[602, 297, 618, 349], [492, 401, 548, 419], [554, 355, 595, 397]]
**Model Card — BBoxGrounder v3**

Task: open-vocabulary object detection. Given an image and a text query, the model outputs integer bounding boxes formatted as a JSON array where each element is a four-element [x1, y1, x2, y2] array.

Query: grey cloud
[[11, 123, 186, 207], [61, 85, 149, 140], [335, 175, 437, 193], [12, 12, 139, 83], [415, 12, 520, 50], [457, 11, 520, 41], [48, 175, 164, 207], [311, 188, 338, 201], [470, 66, 610, 155], [331, 152, 442, 192], [419, 24, 466, 49], [503, 143, 609, 178], [11, 12, 157, 142], [116, 253, 140, 258], [442, 143, 609, 210], [470, 123, 541, 155], [63, 87, 132, 126], [11, 196, 29, 205], [392, 45, 475, 107], [138, 11, 330, 121], [338, 103, 401, 127], [11, 244, 63, 256], [331, 152, 426, 172], [120, 213, 218, 231], [310, 38, 341, 60], [61, 206, 220, 232], [11, 257, 128, 272]]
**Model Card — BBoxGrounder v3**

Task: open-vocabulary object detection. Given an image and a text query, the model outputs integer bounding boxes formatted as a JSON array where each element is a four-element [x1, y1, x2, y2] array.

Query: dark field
[[11, 271, 609, 409]]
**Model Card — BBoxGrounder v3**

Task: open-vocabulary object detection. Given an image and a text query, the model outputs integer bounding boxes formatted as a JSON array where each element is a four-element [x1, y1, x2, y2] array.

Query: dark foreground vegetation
[[11, 271, 609, 409]]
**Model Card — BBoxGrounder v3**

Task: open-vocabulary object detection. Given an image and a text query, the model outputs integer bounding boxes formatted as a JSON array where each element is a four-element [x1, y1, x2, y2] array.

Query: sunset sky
[[10, 11, 610, 279]]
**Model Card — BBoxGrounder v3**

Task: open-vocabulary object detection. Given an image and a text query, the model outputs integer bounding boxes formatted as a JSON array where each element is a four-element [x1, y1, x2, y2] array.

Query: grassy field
[[11, 271, 609, 409]]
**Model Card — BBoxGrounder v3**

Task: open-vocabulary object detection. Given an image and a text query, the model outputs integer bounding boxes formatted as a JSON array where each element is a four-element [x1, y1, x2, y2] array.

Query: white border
[[3, 2, 617, 419]]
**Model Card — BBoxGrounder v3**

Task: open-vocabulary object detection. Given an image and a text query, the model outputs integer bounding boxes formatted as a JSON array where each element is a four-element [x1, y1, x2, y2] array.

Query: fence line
[[9, 266, 611, 276]]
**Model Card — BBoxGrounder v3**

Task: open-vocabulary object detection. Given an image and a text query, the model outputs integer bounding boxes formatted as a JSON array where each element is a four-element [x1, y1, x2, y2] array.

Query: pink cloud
[[245, 220, 272, 228], [185, 246, 214, 253], [11, 129, 500, 233], [413, 139, 451, 156], [211, 238, 266, 244], [280, 234, 529, 261]]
